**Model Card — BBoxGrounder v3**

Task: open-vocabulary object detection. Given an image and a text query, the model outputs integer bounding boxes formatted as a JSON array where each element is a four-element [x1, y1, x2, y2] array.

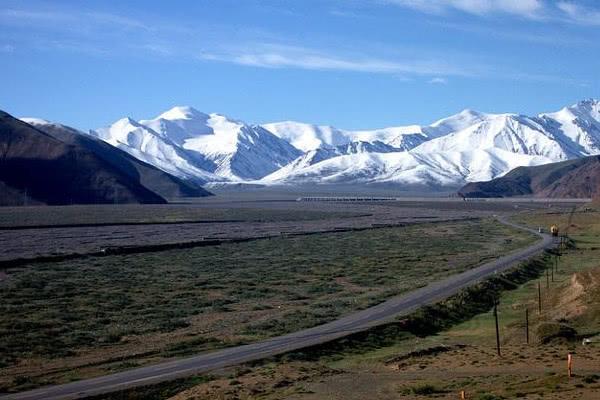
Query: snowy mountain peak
[[427, 108, 489, 137], [87, 99, 600, 189], [566, 99, 600, 120], [262, 121, 347, 152], [571, 98, 600, 110], [459, 108, 484, 117], [95, 107, 301, 182], [157, 106, 208, 121], [20, 117, 52, 126], [114, 116, 143, 129]]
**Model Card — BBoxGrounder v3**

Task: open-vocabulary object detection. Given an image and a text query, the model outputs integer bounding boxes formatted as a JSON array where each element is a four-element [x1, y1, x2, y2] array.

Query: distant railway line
[[297, 196, 399, 202]]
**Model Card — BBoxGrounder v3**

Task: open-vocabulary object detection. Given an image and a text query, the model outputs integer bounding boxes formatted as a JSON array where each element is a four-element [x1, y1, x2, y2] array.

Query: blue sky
[[1, 0, 599, 130]]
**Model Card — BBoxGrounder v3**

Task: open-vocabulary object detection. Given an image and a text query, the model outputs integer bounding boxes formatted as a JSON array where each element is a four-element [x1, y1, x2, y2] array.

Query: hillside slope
[[458, 155, 600, 198], [0, 111, 168, 206], [94, 106, 302, 182], [23, 119, 212, 200]]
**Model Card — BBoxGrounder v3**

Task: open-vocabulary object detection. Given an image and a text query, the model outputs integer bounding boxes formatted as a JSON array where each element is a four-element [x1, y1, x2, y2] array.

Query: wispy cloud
[[84, 11, 149, 30], [428, 77, 447, 84], [381, 0, 600, 26], [433, 20, 590, 47], [0, 7, 149, 30], [0, 3, 589, 87], [198, 43, 478, 78], [381, 0, 545, 19], [197, 42, 582, 86], [0, 44, 14, 53], [557, 1, 600, 26]]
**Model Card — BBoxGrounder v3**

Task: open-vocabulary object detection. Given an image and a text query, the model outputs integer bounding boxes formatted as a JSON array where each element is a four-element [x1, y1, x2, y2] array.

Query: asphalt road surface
[[2, 217, 554, 400]]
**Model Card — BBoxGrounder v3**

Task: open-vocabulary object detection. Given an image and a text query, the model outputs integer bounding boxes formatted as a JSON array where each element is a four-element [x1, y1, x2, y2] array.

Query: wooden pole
[[546, 267, 550, 289], [551, 263, 554, 282], [525, 308, 529, 344], [460, 390, 466, 399], [568, 353, 573, 378], [538, 281, 542, 314], [494, 299, 501, 356], [560, 236, 564, 252]]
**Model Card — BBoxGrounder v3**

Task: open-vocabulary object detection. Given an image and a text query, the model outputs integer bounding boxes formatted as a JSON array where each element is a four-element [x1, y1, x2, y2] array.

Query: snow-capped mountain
[[263, 108, 487, 153], [539, 99, 600, 156], [88, 99, 600, 189], [260, 99, 600, 187], [414, 114, 572, 160], [15, 116, 212, 201], [261, 148, 553, 187], [269, 140, 399, 179], [261, 122, 350, 152], [92, 107, 301, 182], [263, 121, 429, 153], [93, 116, 219, 183]]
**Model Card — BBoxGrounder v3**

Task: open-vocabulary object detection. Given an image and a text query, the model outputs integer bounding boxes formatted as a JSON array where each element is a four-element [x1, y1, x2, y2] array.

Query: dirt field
[[0, 198, 568, 262]]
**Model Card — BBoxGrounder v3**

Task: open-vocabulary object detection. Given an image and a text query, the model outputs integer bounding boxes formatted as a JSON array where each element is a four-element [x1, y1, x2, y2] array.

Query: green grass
[[0, 218, 536, 391], [331, 210, 600, 371]]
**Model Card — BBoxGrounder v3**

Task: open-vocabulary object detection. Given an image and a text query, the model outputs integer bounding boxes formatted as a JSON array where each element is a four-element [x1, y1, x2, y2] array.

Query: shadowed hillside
[[32, 121, 212, 200], [459, 155, 600, 198], [0, 111, 170, 206]]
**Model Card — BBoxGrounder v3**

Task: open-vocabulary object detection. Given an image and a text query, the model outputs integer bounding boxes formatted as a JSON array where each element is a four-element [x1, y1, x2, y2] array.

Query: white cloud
[[382, 0, 545, 18], [198, 43, 477, 78], [433, 20, 589, 47], [0, 8, 148, 30], [557, 2, 600, 26], [0, 3, 587, 87], [85, 12, 149, 30], [428, 77, 447, 84], [0, 44, 14, 53], [197, 42, 583, 86]]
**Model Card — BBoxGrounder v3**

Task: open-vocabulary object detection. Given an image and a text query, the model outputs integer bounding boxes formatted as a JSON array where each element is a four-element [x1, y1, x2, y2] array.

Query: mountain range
[[87, 99, 600, 189], [0, 111, 211, 206]]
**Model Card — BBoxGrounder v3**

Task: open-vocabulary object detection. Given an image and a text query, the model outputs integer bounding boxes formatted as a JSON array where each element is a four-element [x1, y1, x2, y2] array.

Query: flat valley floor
[[0, 191, 596, 399]]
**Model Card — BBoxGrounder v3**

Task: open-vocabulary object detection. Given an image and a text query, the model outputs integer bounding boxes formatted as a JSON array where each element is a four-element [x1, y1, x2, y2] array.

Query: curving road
[[2, 217, 554, 400]]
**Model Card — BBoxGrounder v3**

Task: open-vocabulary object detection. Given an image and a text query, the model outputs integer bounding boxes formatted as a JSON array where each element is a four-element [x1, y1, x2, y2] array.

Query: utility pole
[[538, 281, 542, 314], [546, 267, 550, 289], [494, 299, 501, 356], [525, 308, 529, 344], [551, 264, 554, 282]]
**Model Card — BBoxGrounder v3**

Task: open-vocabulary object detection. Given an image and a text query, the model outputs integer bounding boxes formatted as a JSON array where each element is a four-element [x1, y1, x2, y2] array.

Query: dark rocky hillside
[[35, 122, 212, 200], [0, 111, 169, 206], [458, 155, 600, 198]]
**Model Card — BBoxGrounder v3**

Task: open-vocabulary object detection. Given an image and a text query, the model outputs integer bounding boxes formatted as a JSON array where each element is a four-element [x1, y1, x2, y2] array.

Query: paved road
[[2, 217, 554, 400]]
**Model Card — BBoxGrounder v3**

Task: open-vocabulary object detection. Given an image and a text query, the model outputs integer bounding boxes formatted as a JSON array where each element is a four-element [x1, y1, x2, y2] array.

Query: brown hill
[[458, 156, 600, 198], [0, 111, 169, 206], [32, 121, 212, 200]]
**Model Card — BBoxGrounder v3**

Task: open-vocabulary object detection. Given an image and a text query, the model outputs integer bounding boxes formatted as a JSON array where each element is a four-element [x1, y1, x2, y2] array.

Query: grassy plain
[[0, 218, 535, 392], [167, 208, 600, 400]]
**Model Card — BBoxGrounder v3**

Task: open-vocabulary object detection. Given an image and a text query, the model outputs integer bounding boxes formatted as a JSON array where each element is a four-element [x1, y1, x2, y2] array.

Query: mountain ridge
[[458, 155, 600, 198], [60, 98, 600, 189], [0, 111, 171, 206], [22, 118, 212, 200]]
